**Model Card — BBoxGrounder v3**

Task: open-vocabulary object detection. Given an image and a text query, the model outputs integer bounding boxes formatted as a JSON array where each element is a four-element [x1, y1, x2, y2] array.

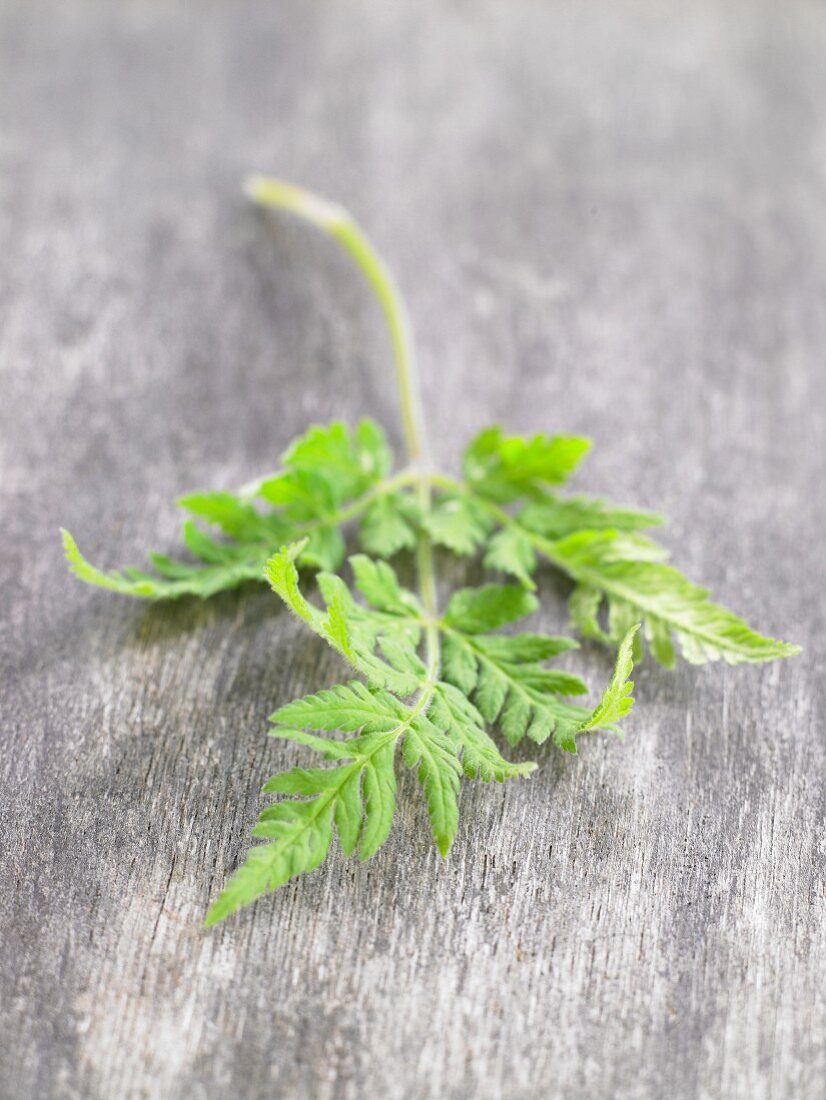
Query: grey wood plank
[[1, 2, 824, 1098]]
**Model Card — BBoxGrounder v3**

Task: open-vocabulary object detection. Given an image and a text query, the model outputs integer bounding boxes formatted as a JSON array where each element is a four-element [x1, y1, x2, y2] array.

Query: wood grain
[[1, 2, 824, 1097]]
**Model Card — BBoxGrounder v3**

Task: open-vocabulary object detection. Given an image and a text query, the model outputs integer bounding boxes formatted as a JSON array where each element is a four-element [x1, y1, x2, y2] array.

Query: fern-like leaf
[[458, 427, 800, 667], [204, 552, 636, 922], [64, 177, 798, 926], [440, 582, 637, 752], [549, 531, 799, 665], [463, 426, 591, 502], [63, 419, 397, 599]]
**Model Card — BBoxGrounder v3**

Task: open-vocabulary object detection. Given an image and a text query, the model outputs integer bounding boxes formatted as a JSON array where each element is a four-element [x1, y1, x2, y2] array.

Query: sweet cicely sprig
[[63, 176, 800, 925]]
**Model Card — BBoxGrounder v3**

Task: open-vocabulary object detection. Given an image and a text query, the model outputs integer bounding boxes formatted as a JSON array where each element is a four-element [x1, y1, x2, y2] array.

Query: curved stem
[[244, 176, 426, 465], [245, 175, 440, 639]]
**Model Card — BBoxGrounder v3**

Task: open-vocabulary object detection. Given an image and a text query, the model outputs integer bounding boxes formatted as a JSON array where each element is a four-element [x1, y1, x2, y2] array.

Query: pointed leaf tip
[[579, 624, 639, 735]]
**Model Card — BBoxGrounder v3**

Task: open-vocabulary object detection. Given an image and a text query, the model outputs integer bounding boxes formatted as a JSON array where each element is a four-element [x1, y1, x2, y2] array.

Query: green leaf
[[204, 793, 337, 926], [266, 540, 340, 640], [334, 769, 365, 858], [270, 682, 406, 734], [403, 717, 463, 857], [354, 419, 394, 482], [519, 495, 663, 540], [644, 615, 676, 669], [441, 633, 479, 694], [568, 582, 609, 642], [263, 765, 349, 796], [359, 492, 419, 557], [178, 492, 291, 541], [359, 742, 397, 859], [349, 555, 421, 616], [64, 178, 801, 930], [422, 494, 493, 555], [463, 426, 591, 502], [274, 682, 400, 862], [256, 468, 335, 517], [207, 682, 410, 922], [577, 626, 639, 736], [549, 530, 801, 666], [482, 526, 537, 588], [65, 418, 399, 601], [474, 633, 578, 662], [429, 683, 537, 782], [439, 591, 592, 748], [444, 583, 538, 634], [299, 525, 345, 572], [62, 529, 271, 600], [442, 629, 591, 747], [317, 572, 424, 695], [269, 546, 426, 694], [270, 725, 361, 761], [278, 418, 392, 506]]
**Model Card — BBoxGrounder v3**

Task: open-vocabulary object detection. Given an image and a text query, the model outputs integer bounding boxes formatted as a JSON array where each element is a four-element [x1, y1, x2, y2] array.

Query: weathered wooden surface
[[1, 1, 824, 1097]]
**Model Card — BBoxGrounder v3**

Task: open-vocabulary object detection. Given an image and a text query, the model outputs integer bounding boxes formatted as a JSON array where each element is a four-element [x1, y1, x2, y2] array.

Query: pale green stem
[[245, 175, 440, 645], [244, 175, 425, 465]]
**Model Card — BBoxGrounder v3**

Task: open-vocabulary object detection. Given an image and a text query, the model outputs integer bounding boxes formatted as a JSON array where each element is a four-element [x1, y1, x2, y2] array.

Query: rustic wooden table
[[2, 2, 824, 1097]]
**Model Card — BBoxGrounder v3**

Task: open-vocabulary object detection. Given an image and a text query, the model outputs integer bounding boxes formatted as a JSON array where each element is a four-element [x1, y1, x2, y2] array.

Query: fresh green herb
[[63, 176, 800, 925]]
